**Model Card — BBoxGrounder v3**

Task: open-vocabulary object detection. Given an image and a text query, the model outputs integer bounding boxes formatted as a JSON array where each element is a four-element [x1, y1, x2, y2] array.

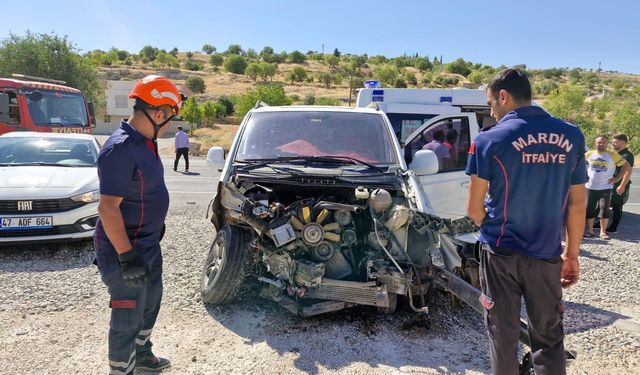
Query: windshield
[[0, 137, 98, 167], [235, 111, 397, 165], [27, 90, 89, 127]]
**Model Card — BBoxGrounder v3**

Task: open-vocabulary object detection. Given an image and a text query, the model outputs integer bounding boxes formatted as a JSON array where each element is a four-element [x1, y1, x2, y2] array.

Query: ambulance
[[356, 86, 496, 218]]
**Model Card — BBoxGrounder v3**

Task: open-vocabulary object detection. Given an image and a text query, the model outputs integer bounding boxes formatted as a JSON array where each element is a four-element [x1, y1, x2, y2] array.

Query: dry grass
[[191, 124, 239, 151]]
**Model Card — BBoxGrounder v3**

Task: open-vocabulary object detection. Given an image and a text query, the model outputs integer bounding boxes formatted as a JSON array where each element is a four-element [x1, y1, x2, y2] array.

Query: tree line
[[1, 31, 638, 152]]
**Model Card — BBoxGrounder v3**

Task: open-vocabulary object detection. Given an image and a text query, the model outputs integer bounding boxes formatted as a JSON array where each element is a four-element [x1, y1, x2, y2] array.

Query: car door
[[404, 113, 479, 219]]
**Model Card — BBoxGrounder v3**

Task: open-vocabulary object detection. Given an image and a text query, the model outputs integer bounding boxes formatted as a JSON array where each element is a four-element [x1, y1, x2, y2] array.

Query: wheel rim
[[203, 237, 224, 289]]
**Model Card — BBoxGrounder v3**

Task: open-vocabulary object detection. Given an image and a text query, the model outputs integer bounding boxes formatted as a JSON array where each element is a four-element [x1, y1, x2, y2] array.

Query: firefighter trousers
[[479, 243, 566, 375], [99, 254, 163, 375]]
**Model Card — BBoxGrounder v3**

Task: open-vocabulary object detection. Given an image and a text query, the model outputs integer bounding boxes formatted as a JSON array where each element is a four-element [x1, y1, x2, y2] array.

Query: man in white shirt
[[174, 126, 190, 172], [584, 135, 630, 239]]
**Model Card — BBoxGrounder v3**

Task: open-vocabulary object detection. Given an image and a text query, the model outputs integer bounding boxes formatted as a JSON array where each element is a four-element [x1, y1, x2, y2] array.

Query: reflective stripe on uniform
[[109, 362, 135, 375], [138, 328, 153, 336], [109, 350, 135, 374], [135, 329, 152, 346]]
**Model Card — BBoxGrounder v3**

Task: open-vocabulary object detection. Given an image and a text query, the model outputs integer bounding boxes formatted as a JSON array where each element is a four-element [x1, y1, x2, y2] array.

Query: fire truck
[[0, 74, 95, 135]]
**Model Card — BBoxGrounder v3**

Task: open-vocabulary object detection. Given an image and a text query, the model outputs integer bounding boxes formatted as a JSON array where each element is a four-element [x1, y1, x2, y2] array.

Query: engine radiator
[[303, 278, 390, 307]]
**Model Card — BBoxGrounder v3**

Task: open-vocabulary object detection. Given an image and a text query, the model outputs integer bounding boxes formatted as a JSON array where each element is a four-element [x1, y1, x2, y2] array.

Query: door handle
[[460, 181, 470, 188]]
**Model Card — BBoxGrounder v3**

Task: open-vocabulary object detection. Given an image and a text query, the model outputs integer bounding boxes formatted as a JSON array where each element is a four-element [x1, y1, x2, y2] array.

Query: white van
[[356, 88, 497, 218]]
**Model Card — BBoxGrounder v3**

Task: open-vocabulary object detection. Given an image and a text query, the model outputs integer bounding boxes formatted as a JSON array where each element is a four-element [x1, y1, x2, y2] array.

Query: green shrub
[[183, 60, 204, 71], [224, 54, 248, 74], [216, 95, 234, 116], [185, 76, 206, 94], [202, 44, 215, 54], [235, 84, 292, 118], [209, 54, 223, 67], [393, 78, 407, 88], [288, 50, 306, 63], [245, 62, 260, 81], [304, 95, 316, 105], [201, 100, 226, 125], [314, 97, 341, 106]]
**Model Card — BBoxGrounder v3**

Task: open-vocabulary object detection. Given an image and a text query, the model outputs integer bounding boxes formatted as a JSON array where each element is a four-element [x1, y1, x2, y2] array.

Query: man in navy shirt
[[94, 75, 183, 374], [466, 69, 587, 374]]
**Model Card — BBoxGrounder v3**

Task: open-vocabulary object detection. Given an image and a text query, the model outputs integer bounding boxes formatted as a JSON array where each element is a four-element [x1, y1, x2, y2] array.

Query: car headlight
[[70, 190, 100, 203]]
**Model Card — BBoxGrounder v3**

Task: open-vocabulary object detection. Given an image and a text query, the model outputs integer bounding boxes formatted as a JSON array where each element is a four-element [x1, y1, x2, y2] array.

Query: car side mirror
[[0, 93, 9, 122], [206, 146, 225, 171], [409, 150, 439, 176]]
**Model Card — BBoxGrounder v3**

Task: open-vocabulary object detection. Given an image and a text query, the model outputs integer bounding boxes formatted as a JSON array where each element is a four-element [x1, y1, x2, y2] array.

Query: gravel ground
[[1, 204, 639, 375]]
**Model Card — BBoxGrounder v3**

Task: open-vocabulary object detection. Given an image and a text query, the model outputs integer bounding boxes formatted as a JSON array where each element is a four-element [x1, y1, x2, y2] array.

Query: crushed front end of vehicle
[[201, 107, 480, 317], [205, 168, 477, 317]]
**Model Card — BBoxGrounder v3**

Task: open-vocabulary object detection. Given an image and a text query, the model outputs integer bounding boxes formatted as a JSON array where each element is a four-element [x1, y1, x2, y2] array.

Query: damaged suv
[[202, 105, 480, 317]]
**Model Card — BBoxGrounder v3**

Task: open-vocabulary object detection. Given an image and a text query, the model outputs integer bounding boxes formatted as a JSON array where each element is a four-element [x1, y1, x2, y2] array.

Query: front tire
[[201, 225, 249, 305]]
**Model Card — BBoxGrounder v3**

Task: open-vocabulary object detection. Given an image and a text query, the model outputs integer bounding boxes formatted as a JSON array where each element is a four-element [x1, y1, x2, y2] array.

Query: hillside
[[92, 49, 640, 153], [98, 51, 640, 105]]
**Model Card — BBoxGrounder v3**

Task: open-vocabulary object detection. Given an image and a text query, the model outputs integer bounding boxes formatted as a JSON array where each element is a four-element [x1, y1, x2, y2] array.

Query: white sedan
[[0, 132, 100, 245]]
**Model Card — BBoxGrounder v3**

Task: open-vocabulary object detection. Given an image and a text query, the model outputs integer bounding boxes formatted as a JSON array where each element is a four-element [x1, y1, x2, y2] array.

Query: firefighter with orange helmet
[[94, 75, 184, 374]]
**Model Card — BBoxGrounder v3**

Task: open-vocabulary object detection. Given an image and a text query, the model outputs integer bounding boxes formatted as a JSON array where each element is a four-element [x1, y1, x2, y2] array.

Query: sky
[[2, 0, 639, 74]]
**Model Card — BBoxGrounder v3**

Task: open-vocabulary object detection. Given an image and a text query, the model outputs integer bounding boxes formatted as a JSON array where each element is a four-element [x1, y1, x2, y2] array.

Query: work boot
[[135, 354, 171, 372]]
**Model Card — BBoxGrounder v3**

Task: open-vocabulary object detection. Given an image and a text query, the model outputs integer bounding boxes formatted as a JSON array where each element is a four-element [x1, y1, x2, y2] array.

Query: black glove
[[118, 250, 150, 288]]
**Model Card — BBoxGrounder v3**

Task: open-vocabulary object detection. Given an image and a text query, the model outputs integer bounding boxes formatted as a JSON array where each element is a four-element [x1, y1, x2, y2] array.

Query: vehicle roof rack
[[11, 74, 66, 85], [365, 102, 381, 111], [254, 101, 269, 109]]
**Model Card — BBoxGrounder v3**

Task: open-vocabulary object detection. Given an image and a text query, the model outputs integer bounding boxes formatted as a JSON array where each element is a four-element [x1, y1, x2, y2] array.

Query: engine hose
[[373, 212, 405, 275], [241, 200, 272, 236], [313, 201, 364, 214]]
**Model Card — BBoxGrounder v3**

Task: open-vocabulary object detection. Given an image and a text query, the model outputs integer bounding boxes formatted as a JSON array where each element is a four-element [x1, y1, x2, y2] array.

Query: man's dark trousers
[[480, 244, 566, 375], [608, 185, 629, 231], [174, 147, 189, 171], [100, 252, 163, 375]]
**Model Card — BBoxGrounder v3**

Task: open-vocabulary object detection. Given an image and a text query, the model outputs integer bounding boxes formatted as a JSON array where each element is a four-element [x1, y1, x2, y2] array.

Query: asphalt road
[[625, 168, 640, 212], [161, 156, 220, 209]]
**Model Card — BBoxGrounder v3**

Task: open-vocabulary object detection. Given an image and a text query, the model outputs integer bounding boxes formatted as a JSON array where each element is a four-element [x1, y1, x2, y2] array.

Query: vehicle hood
[[0, 166, 98, 199]]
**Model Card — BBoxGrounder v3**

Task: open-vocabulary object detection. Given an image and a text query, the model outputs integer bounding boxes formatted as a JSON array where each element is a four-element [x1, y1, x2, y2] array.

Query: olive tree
[[224, 55, 248, 74]]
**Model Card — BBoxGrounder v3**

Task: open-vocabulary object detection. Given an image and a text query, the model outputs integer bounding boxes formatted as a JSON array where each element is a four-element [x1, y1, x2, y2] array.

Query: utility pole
[[348, 74, 353, 107], [322, 44, 324, 54]]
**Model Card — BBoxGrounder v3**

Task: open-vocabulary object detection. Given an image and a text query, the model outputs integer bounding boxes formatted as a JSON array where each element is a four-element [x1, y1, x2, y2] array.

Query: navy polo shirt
[[465, 106, 587, 258], [95, 121, 169, 251]]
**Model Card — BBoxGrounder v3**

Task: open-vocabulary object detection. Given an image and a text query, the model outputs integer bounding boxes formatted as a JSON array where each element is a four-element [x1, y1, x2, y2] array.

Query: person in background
[[605, 133, 634, 233], [584, 135, 631, 239], [444, 129, 458, 162], [466, 68, 586, 375], [422, 129, 451, 171], [94, 75, 184, 374], [174, 126, 190, 172]]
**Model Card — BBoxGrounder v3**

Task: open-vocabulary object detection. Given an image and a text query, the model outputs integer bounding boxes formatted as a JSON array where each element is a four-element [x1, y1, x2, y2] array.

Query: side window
[[7, 92, 20, 124], [406, 117, 471, 172]]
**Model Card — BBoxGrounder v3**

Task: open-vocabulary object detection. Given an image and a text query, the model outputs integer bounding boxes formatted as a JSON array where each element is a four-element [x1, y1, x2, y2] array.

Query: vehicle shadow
[[0, 240, 95, 272], [204, 287, 491, 375], [563, 301, 634, 335]]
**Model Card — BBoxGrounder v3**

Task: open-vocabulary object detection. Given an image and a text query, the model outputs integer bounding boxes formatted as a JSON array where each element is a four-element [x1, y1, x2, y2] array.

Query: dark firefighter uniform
[[466, 106, 587, 374], [94, 120, 169, 374]]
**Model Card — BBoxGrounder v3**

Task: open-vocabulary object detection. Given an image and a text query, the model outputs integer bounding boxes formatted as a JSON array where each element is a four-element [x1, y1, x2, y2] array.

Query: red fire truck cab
[[0, 74, 95, 135]]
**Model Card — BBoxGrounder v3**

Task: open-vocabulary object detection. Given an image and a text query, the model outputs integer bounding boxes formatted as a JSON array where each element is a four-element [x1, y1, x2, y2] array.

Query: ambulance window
[[385, 113, 437, 142], [405, 117, 471, 172]]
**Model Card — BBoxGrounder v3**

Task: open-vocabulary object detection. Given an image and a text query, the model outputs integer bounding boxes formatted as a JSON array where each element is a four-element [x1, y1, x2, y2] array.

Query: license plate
[[0, 216, 53, 230]]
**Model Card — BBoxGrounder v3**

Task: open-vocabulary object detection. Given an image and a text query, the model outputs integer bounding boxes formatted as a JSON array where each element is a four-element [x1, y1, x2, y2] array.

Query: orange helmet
[[129, 75, 184, 115]]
